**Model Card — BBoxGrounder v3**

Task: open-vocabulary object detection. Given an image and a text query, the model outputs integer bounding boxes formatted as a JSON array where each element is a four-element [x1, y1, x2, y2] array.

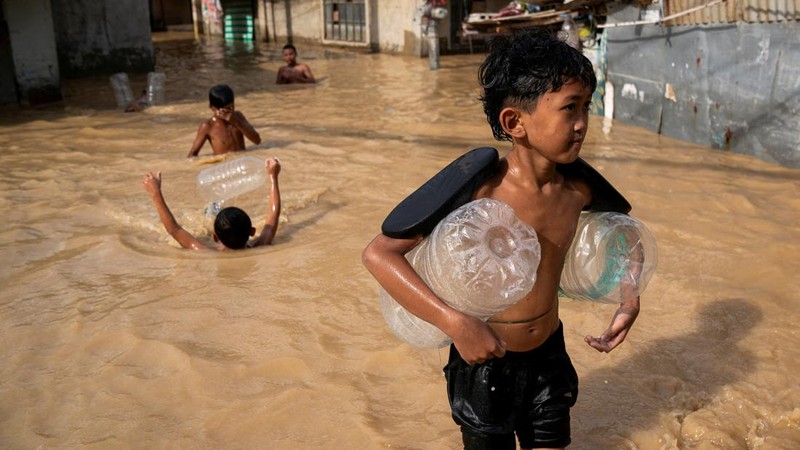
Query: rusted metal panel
[[665, 0, 800, 24], [605, 2, 800, 167]]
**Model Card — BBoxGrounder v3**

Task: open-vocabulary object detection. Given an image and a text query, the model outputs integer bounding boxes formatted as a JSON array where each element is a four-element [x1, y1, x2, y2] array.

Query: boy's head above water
[[214, 206, 255, 249], [479, 28, 597, 142], [282, 44, 298, 64], [209, 84, 235, 110]]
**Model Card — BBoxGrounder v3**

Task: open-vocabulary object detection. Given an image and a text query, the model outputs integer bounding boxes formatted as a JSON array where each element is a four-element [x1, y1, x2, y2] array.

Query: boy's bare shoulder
[[197, 117, 214, 130], [561, 169, 592, 197], [207, 116, 236, 131]]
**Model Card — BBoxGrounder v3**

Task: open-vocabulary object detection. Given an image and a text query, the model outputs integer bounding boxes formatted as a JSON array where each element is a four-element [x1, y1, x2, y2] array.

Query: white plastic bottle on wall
[[197, 156, 266, 203], [109, 73, 133, 109], [560, 15, 582, 51], [147, 72, 166, 105]]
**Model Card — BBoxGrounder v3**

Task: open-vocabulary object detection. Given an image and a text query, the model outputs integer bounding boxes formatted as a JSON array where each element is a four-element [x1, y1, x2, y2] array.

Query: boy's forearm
[[149, 191, 181, 235], [362, 235, 459, 335], [262, 175, 281, 232], [231, 114, 261, 145], [252, 175, 281, 246], [267, 175, 281, 224]]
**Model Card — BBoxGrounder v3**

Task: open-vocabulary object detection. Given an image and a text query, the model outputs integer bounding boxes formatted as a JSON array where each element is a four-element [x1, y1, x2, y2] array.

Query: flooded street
[[1, 32, 799, 449]]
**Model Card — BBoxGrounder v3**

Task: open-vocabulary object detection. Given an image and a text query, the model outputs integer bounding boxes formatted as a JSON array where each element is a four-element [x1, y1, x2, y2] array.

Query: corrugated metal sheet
[[664, 0, 800, 24]]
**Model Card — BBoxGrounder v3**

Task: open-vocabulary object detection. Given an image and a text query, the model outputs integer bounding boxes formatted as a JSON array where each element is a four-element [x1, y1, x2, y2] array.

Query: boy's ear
[[250, 227, 256, 236], [499, 107, 526, 139], [213, 233, 219, 242]]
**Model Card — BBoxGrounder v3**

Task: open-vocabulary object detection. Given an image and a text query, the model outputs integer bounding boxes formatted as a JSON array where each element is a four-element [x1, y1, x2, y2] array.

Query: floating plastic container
[[197, 156, 266, 203], [380, 198, 541, 348], [109, 72, 133, 109], [147, 72, 166, 105], [559, 212, 658, 304]]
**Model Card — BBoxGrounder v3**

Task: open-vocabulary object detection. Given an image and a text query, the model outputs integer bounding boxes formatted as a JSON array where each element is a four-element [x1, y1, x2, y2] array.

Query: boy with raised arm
[[187, 84, 261, 158], [143, 157, 281, 250], [362, 29, 640, 449]]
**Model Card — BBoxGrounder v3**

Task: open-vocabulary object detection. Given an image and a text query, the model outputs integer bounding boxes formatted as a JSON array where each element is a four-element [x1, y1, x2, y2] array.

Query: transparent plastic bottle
[[422, 198, 541, 318], [147, 72, 166, 105], [560, 14, 582, 50], [109, 73, 133, 109], [379, 198, 541, 348], [197, 156, 266, 203], [559, 212, 658, 304]]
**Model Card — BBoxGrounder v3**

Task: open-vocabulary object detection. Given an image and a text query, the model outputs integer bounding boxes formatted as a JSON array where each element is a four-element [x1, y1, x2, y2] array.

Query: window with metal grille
[[323, 0, 367, 43]]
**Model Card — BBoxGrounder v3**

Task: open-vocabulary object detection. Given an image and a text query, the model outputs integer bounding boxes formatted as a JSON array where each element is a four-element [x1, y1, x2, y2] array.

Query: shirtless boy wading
[[363, 29, 640, 449]]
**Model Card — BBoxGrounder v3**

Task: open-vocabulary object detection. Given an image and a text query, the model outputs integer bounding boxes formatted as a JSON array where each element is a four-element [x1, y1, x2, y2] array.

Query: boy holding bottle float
[[142, 157, 281, 250], [363, 29, 641, 449], [187, 84, 261, 158]]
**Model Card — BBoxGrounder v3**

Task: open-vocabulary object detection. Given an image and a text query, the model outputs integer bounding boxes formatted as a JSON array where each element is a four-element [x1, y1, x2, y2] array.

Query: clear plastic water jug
[[380, 198, 541, 348], [147, 72, 166, 105], [560, 14, 582, 50], [197, 156, 266, 203], [560, 212, 658, 304], [109, 73, 133, 109]]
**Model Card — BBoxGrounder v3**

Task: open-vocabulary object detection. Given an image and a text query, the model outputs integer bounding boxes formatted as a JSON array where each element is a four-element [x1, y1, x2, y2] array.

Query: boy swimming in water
[[362, 29, 640, 449], [143, 157, 281, 250], [187, 84, 262, 158], [276, 44, 316, 84]]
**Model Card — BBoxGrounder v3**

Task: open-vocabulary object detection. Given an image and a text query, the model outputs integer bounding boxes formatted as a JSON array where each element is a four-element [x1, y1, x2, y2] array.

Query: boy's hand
[[266, 157, 281, 177], [143, 172, 163, 196], [450, 314, 506, 365], [584, 296, 640, 353], [214, 107, 234, 122]]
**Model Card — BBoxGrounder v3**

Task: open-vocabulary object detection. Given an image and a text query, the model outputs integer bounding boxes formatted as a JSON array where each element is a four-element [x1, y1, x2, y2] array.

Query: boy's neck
[[506, 145, 560, 188]]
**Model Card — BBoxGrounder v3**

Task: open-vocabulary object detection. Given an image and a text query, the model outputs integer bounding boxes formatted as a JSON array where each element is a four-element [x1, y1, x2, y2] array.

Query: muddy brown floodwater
[[1, 32, 799, 449]]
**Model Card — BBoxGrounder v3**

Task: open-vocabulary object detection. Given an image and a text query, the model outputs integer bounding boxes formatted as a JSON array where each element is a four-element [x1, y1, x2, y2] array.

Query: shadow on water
[[572, 298, 763, 448]]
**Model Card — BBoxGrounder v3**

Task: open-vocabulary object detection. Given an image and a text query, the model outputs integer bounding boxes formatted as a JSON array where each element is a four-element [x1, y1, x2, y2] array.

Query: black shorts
[[443, 323, 578, 449]]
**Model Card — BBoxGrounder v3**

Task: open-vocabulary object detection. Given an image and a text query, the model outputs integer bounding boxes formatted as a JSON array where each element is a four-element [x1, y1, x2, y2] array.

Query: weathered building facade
[[192, 0, 483, 55], [3, 0, 798, 166], [1, 0, 153, 106]]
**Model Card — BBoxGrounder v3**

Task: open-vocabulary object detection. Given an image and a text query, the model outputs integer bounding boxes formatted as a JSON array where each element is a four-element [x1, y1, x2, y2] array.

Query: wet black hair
[[479, 28, 597, 141], [282, 43, 297, 53], [209, 84, 235, 109], [214, 206, 252, 249]]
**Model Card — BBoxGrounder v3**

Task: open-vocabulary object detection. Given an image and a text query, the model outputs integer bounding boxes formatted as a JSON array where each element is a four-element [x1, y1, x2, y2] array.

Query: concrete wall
[[265, 0, 321, 44], [374, 1, 425, 54], [0, 8, 17, 105], [261, 0, 429, 55], [605, 3, 800, 167], [51, 0, 153, 77], [2, 0, 61, 105]]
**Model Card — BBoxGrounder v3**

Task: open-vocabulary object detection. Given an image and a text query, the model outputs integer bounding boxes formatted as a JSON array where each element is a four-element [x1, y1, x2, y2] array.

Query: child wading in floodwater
[[187, 84, 261, 158], [363, 29, 641, 449]]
